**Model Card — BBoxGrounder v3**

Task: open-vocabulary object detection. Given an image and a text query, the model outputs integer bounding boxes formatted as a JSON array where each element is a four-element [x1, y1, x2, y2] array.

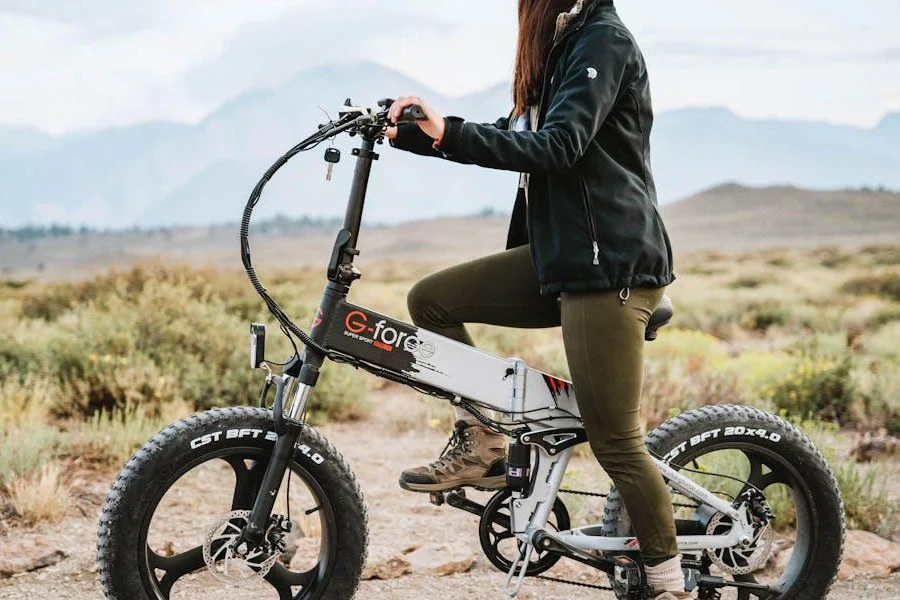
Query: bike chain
[[535, 573, 613, 591], [559, 488, 699, 510], [522, 489, 693, 595]]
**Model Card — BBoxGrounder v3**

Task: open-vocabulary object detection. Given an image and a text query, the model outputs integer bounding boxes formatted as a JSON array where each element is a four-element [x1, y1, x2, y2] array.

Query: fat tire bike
[[98, 99, 845, 599]]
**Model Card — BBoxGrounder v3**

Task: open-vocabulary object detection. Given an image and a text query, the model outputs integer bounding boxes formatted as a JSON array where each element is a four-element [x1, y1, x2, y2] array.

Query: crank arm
[[696, 574, 779, 598], [531, 530, 615, 575], [445, 491, 487, 518]]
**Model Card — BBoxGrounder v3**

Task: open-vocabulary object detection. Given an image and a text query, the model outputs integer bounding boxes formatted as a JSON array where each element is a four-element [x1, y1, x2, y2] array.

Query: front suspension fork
[[235, 370, 314, 551]]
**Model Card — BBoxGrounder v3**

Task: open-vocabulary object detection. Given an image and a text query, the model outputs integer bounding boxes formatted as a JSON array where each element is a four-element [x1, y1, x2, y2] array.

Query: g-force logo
[[344, 310, 435, 358]]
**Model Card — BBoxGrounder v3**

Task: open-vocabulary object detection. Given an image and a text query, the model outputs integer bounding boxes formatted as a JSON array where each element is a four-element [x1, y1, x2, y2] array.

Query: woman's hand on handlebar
[[388, 96, 445, 143]]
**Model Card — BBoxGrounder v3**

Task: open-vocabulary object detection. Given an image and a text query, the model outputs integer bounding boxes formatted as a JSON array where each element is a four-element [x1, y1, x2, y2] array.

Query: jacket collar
[[554, 0, 615, 41]]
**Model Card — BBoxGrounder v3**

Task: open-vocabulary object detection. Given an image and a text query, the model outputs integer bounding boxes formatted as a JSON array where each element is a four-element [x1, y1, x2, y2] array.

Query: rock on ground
[[838, 530, 900, 580], [0, 535, 67, 578]]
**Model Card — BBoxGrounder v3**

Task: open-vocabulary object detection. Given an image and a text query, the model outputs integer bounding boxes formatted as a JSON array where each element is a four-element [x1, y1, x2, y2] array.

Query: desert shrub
[[855, 360, 900, 429], [858, 244, 900, 266], [766, 256, 793, 268], [642, 361, 743, 427], [681, 264, 723, 276], [839, 272, 900, 302], [6, 463, 69, 524], [68, 404, 188, 463], [19, 262, 263, 322], [764, 353, 859, 423], [862, 321, 900, 363], [0, 335, 43, 381], [833, 461, 900, 537], [739, 301, 791, 332], [728, 274, 776, 289], [304, 365, 371, 424], [9, 266, 369, 423], [866, 304, 900, 328], [814, 246, 856, 269], [0, 375, 58, 427], [646, 328, 728, 371], [0, 423, 65, 486]]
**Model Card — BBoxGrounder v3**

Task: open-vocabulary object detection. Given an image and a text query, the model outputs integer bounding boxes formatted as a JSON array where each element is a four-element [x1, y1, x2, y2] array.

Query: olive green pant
[[407, 245, 677, 565]]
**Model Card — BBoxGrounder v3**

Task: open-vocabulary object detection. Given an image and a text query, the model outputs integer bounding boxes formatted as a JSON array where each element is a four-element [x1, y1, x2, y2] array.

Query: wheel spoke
[[148, 545, 206, 597], [224, 456, 267, 510], [264, 562, 315, 599], [741, 451, 788, 495]]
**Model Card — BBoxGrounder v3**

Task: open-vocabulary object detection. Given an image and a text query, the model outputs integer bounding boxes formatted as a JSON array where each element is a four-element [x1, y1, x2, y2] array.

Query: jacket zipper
[[580, 179, 601, 266]]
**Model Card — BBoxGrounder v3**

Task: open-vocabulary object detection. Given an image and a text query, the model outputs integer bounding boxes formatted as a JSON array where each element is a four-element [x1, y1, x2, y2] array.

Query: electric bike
[[97, 99, 845, 600]]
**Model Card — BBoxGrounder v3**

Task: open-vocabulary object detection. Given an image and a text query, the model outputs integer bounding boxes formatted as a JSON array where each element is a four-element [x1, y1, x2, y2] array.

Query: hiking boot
[[399, 421, 507, 492]]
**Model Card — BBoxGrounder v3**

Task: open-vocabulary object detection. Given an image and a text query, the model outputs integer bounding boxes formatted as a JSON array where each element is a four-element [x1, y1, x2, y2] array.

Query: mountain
[[3, 184, 898, 278], [661, 183, 900, 248], [0, 62, 898, 228]]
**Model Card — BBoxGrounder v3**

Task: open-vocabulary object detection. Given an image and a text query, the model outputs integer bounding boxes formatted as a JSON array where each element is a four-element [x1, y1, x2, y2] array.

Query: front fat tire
[[601, 405, 845, 600], [97, 407, 368, 600]]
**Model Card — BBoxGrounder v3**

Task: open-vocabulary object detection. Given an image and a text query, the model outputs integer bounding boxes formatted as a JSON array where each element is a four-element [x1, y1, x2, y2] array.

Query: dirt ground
[[2, 389, 899, 600]]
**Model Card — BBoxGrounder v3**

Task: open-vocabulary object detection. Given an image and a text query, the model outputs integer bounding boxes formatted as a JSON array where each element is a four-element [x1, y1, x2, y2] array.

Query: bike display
[[97, 99, 845, 600]]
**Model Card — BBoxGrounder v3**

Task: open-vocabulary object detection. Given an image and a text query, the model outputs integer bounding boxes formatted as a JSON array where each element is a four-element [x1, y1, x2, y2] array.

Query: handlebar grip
[[398, 104, 427, 124]]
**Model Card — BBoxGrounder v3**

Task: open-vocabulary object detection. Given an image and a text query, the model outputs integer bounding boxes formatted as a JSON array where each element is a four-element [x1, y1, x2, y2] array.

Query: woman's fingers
[[388, 96, 445, 142], [389, 96, 419, 123]]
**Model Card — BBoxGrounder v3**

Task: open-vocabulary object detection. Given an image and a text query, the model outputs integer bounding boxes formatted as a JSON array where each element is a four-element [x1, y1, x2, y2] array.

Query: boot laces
[[429, 426, 474, 472]]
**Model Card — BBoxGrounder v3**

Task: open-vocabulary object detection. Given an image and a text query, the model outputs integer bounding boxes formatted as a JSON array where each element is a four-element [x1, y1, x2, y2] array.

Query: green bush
[[765, 354, 859, 423]]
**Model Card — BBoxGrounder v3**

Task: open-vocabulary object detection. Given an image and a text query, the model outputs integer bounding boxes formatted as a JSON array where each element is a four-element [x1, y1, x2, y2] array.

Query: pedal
[[429, 492, 445, 507]]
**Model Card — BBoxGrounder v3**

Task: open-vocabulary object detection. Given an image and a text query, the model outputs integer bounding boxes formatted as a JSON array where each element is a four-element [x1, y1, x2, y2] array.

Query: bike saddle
[[645, 294, 673, 341]]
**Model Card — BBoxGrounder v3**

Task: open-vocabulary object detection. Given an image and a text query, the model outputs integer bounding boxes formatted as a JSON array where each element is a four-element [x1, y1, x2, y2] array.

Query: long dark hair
[[513, 0, 577, 115]]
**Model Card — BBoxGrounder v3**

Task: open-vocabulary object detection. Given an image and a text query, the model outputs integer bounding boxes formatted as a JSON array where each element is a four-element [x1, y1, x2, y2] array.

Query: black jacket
[[392, 0, 674, 295]]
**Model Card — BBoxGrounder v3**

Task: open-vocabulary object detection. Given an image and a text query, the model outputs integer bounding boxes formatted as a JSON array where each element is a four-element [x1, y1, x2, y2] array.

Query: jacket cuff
[[437, 117, 465, 155], [390, 123, 430, 153]]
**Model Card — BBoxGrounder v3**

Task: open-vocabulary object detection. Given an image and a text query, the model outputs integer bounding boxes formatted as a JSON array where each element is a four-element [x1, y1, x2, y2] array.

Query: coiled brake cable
[[239, 112, 376, 357]]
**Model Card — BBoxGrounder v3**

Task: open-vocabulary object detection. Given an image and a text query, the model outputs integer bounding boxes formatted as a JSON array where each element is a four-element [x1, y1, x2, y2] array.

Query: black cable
[[650, 450, 763, 494], [240, 115, 364, 356]]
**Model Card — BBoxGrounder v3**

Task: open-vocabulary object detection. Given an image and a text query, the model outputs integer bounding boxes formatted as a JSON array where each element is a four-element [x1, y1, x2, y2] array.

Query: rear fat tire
[[601, 405, 845, 600], [97, 406, 368, 600]]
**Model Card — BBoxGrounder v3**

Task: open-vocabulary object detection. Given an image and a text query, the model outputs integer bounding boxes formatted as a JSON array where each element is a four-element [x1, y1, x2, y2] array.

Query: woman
[[386, 0, 685, 597]]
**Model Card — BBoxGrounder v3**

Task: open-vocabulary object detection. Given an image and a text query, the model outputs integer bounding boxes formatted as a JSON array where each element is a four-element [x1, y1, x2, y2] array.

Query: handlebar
[[397, 104, 427, 124]]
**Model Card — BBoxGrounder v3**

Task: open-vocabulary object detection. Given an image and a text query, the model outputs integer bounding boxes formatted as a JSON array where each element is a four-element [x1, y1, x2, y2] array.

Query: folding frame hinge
[[506, 357, 528, 418]]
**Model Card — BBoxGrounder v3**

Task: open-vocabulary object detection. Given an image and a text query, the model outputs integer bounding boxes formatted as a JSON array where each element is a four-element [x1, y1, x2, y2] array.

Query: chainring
[[478, 489, 571, 577], [202, 510, 280, 587]]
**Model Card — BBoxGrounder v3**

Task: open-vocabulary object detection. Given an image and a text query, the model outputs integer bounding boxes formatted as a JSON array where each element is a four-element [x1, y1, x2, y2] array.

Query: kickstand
[[503, 544, 533, 597]]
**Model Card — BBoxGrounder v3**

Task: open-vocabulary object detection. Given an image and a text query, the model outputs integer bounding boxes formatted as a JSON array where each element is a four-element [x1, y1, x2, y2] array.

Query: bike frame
[[244, 129, 756, 594]]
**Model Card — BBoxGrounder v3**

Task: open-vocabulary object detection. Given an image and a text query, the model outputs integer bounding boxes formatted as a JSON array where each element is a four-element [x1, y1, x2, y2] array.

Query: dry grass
[[7, 463, 69, 524]]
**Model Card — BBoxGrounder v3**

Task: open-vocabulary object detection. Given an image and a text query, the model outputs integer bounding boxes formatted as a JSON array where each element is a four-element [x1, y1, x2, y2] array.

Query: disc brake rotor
[[705, 511, 775, 575], [203, 510, 280, 587]]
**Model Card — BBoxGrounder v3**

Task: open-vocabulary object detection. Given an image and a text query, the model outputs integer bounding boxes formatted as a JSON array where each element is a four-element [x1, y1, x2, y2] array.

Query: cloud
[[0, 0, 166, 32], [181, 1, 444, 106]]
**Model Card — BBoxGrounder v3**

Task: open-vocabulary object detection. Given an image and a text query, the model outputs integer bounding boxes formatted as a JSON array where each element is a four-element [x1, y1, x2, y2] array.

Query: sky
[[1, 0, 898, 135]]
